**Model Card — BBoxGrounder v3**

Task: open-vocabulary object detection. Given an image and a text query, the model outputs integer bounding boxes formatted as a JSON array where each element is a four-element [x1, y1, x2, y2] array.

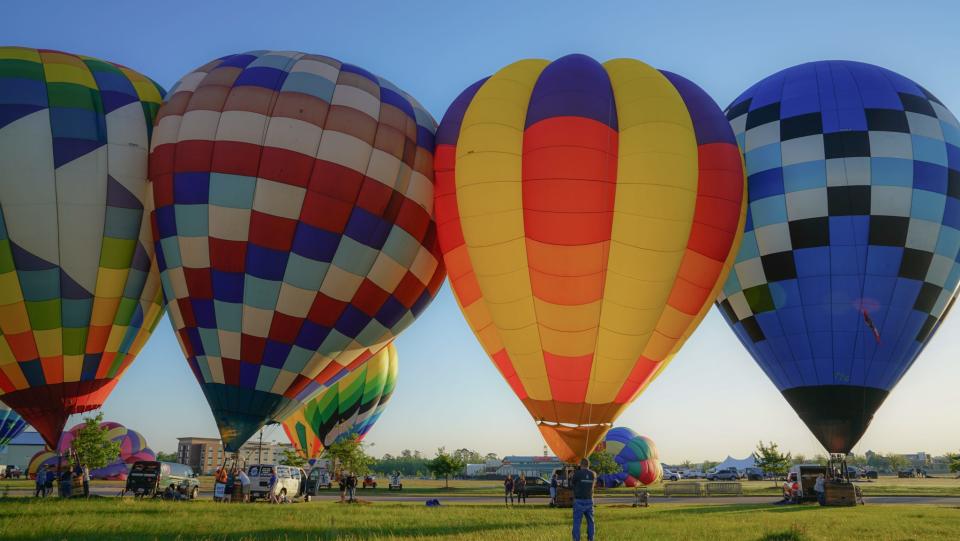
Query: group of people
[[502, 473, 528, 505], [338, 472, 358, 503], [213, 465, 251, 503], [33, 460, 90, 499]]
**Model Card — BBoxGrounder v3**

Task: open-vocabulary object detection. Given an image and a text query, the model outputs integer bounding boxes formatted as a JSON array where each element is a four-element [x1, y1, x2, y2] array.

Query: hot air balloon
[[282, 342, 397, 458], [596, 427, 661, 487], [717, 61, 960, 454], [0, 401, 27, 452], [27, 420, 155, 480], [435, 54, 746, 462], [0, 47, 166, 448], [149, 51, 443, 451]]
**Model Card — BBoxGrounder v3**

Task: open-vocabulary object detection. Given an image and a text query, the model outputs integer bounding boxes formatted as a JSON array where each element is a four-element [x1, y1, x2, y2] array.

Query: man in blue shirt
[[570, 458, 596, 541]]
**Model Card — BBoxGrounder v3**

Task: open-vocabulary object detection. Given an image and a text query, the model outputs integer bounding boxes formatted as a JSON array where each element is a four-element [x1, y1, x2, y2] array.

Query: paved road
[[4, 485, 958, 506]]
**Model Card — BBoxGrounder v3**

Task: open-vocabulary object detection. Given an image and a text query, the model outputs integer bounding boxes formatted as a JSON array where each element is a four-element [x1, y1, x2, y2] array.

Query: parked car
[[708, 467, 740, 481], [898, 468, 927, 478], [744, 467, 765, 481], [124, 461, 199, 499], [516, 476, 551, 496], [388, 472, 403, 490], [362, 475, 377, 488], [247, 464, 301, 501], [864, 469, 879, 479], [662, 468, 681, 482], [683, 470, 705, 479], [846, 466, 862, 479]]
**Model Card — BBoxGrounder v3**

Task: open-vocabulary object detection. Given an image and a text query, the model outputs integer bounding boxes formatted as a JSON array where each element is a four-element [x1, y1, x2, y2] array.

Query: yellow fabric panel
[[34, 329, 62, 357], [42, 63, 98, 89], [63, 354, 83, 382], [456, 59, 550, 401], [104, 325, 127, 352], [0, 47, 41, 62], [90, 297, 120, 326], [533, 299, 601, 333], [0, 340, 15, 365], [0, 274, 23, 305], [585, 58, 698, 405], [94, 268, 129, 298]]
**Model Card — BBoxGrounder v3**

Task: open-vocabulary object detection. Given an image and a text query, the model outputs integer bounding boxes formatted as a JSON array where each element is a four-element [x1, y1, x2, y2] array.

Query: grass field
[[2, 475, 959, 498], [0, 498, 958, 540]]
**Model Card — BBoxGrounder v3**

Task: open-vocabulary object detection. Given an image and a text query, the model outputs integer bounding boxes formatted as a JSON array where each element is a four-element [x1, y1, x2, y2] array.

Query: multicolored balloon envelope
[[717, 61, 960, 454], [0, 47, 166, 448], [282, 342, 397, 458], [597, 427, 661, 487], [149, 51, 443, 451], [0, 401, 27, 452], [27, 420, 155, 480], [435, 54, 746, 462]]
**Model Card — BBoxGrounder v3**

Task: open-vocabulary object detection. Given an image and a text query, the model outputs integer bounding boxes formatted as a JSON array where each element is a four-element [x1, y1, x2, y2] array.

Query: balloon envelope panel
[[598, 427, 661, 487], [149, 51, 443, 451], [717, 61, 960, 453], [435, 54, 745, 462], [282, 342, 397, 458], [0, 401, 27, 452], [0, 47, 166, 448], [27, 420, 155, 480]]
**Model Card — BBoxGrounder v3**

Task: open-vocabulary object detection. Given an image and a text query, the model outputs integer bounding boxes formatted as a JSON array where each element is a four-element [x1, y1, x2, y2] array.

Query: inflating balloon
[[597, 427, 661, 487], [0, 401, 27, 452], [27, 420, 155, 480], [717, 61, 960, 454], [149, 51, 443, 451], [435, 54, 746, 462], [0, 47, 165, 448], [282, 342, 397, 458]]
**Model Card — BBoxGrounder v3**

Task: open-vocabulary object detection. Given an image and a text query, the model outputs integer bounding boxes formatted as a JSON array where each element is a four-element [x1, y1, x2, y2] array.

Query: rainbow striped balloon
[[282, 342, 397, 458], [598, 427, 662, 487]]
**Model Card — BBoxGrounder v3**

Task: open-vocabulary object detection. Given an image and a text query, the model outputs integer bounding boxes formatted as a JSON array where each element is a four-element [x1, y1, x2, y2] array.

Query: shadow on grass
[[654, 503, 822, 517]]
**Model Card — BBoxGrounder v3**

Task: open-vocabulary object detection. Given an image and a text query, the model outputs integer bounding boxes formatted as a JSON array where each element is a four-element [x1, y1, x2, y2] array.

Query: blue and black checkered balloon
[[717, 61, 960, 453]]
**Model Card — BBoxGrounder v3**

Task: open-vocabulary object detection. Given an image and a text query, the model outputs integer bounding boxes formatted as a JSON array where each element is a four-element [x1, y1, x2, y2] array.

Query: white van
[[247, 464, 302, 501]]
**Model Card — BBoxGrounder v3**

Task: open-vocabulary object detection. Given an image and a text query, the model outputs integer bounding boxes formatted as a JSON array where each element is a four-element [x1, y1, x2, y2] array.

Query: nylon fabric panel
[[590, 59, 698, 406], [455, 59, 551, 402]]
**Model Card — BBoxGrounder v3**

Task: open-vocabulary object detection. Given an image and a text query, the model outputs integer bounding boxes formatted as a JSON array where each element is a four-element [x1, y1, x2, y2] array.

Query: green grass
[[3, 476, 960, 498], [0, 498, 959, 540]]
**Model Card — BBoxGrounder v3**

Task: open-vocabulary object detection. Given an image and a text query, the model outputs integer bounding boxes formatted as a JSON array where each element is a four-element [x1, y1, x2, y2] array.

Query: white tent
[[714, 455, 756, 471]]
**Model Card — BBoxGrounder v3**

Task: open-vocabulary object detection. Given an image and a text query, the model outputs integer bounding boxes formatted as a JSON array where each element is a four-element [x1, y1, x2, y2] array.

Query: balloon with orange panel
[[434, 54, 746, 462]]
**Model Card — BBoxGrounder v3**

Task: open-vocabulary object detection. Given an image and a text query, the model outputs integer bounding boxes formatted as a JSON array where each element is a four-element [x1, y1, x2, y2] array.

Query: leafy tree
[[324, 435, 373, 477], [155, 451, 178, 463], [588, 450, 621, 476], [679, 459, 693, 470], [280, 448, 306, 468], [812, 454, 829, 466], [426, 447, 466, 488], [753, 441, 791, 486], [484, 452, 500, 462], [71, 413, 121, 469], [886, 453, 908, 474], [847, 454, 867, 468], [792, 453, 807, 465], [701, 460, 719, 472], [947, 453, 960, 478], [452, 448, 483, 466]]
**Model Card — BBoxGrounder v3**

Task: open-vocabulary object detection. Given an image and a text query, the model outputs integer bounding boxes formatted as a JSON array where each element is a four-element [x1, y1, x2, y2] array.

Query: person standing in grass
[[503, 474, 515, 506], [338, 474, 347, 503], [814, 474, 826, 506], [550, 472, 558, 506], [34, 467, 46, 497], [516, 474, 527, 504], [268, 470, 280, 504], [571, 458, 596, 541]]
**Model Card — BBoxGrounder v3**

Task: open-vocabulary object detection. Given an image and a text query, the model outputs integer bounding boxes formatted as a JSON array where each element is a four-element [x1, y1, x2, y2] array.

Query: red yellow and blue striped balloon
[[435, 54, 746, 462], [149, 51, 443, 451], [0, 47, 165, 448]]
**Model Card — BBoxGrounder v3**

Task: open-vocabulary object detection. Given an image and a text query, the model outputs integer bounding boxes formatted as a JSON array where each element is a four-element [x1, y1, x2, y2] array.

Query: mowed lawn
[[1, 499, 960, 540], [3, 476, 960, 498]]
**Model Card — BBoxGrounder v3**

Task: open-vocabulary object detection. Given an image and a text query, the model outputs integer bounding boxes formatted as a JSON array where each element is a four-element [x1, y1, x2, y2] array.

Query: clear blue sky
[[4, 0, 960, 463]]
